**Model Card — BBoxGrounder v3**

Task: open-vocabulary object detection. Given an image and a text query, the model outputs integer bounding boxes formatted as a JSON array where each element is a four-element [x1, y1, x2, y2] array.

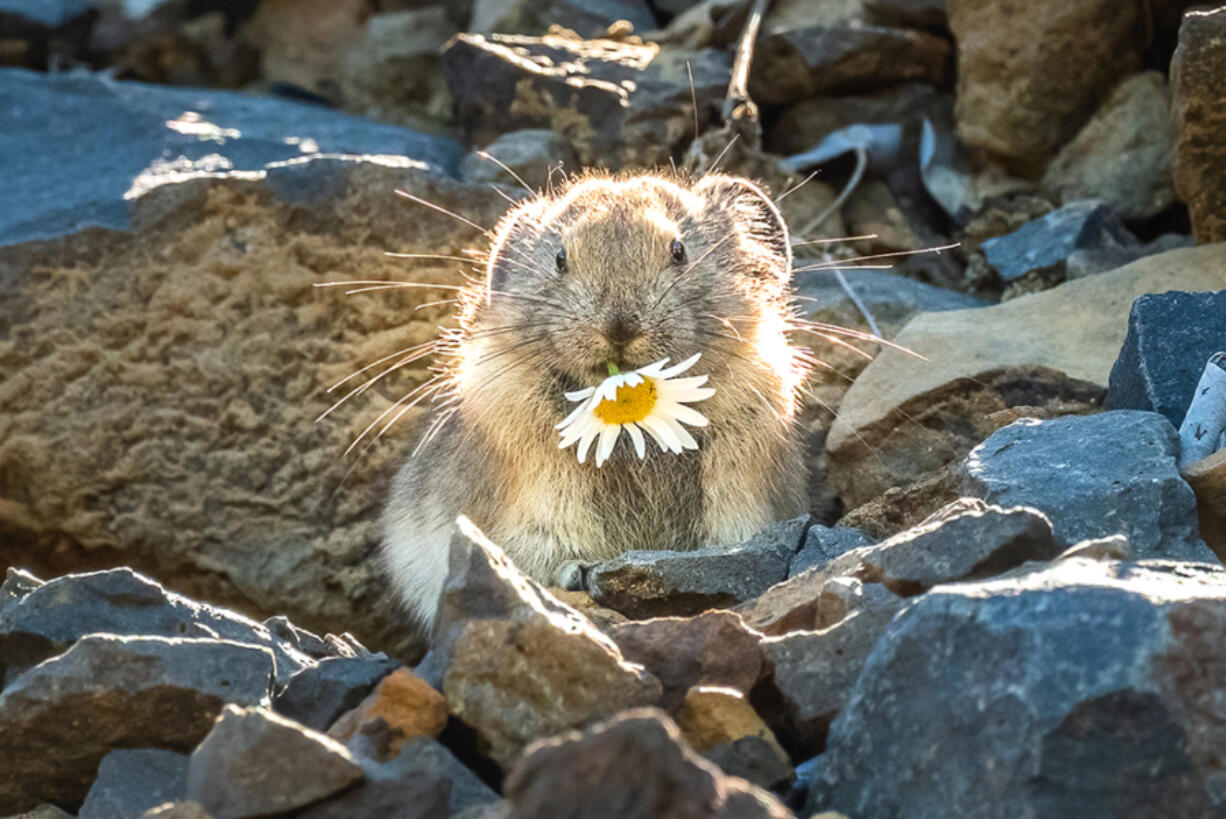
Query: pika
[[381, 171, 811, 627]]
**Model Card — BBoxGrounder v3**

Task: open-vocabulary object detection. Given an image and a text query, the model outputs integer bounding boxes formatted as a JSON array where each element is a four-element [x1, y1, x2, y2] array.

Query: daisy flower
[[556, 353, 716, 467]]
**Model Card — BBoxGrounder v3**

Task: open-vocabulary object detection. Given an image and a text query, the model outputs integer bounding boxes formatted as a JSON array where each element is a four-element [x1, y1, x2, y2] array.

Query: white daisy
[[556, 353, 716, 467]]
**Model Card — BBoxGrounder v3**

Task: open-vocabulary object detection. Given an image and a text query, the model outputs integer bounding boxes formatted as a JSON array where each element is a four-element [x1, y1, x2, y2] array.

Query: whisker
[[476, 149, 536, 194], [314, 280, 466, 291], [792, 320, 926, 360], [415, 298, 458, 311], [775, 170, 820, 204], [704, 132, 740, 177], [384, 252, 478, 263], [326, 340, 437, 393], [317, 346, 437, 422], [345, 376, 447, 456], [792, 234, 878, 247], [394, 189, 489, 234]]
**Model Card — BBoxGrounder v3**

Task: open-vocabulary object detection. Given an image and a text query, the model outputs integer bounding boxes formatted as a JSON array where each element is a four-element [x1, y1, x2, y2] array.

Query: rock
[[327, 667, 448, 760], [1106, 290, 1226, 427], [295, 772, 451, 819], [336, 7, 459, 131], [363, 736, 500, 816], [243, 0, 369, 99], [960, 411, 1216, 562], [827, 244, 1226, 508], [789, 525, 875, 578], [794, 268, 987, 337], [417, 520, 661, 768], [749, 3, 951, 105], [186, 705, 365, 818], [1041, 71, 1176, 220], [0, 567, 325, 686], [502, 708, 792, 819], [1171, 6, 1226, 243], [547, 589, 630, 631], [7, 806, 77, 819], [470, 0, 658, 37], [273, 655, 401, 732], [459, 130, 579, 189], [676, 686, 793, 789], [588, 516, 809, 618], [610, 611, 764, 712], [1182, 449, 1226, 560], [947, 0, 1146, 171], [79, 749, 190, 819], [865, 0, 946, 28], [139, 804, 212, 819], [1057, 534, 1132, 562], [979, 200, 1136, 286], [809, 559, 1226, 817], [1064, 233, 1194, 280], [0, 635, 273, 813], [0, 1, 91, 70], [739, 573, 899, 636], [767, 82, 951, 157], [0, 66, 510, 658], [442, 32, 730, 170]]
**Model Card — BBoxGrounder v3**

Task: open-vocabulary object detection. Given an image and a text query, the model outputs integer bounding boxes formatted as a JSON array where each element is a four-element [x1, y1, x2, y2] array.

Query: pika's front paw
[[555, 561, 593, 591]]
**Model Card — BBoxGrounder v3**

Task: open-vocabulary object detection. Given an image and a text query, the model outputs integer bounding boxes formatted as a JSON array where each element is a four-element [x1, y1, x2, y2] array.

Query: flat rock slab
[[78, 749, 190, 819], [980, 199, 1135, 284], [1106, 290, 1226, 427], [187, 705, 364, 818], [960, 411, 1215, 562], [810, 559, 1226, 818], [0, 66, 461, 246], [589, 517, 809, 618], [0, 635, 273, 813]]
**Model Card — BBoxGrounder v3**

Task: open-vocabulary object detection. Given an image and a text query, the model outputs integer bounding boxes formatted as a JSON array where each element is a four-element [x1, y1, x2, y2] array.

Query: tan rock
[[676, 686, 787, 758], [1183, 448, 1226, 560], [1172, 7, 1226, 243], [827, 245, 1226, 508], [327, 668, 448, 761]]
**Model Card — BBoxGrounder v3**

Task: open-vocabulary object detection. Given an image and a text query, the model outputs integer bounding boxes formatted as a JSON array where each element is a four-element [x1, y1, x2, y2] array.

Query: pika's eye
[[556, 247, 567, 273], [669, 239, 686, 265]]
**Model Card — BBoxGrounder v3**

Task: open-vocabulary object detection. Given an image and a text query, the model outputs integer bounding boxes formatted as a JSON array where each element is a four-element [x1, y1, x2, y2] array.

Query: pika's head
[[465, 172, 797, 391]]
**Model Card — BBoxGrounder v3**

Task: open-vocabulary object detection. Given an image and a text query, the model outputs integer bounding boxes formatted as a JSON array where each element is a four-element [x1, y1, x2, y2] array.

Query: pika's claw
[[555, 561, 593, 591]]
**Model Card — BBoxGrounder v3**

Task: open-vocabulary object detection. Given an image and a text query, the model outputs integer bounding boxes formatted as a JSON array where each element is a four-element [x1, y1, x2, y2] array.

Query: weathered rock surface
[[960, 412, 1215, 562], [980, 200, 1135, 286], [459, 129, 579, 188], [502, 709, 793, 819], [418, 521, 661, 768], [442, 32, 729, 169], [789, 525, 875, 578], [610, 611, 764, 712], [676, 686, 792, 789], [327, 667, 448, 760], [947, 0, 1146, 171], [470, 0, 658, 37], [186, 705, 364, 818], [363, 736, 500, 817], [0, 635, 273, 813], [588, 517, 809, 618], [295, 772, 450, 819], [273, 655, 401, 731], [828, 245, 1226, 509], [1041, 71, 1175, 220], [809, 559, 1226, 818], [794, 269, 987, 339], [78, 749, 190, 819], [1171, 6, 1226, 243], [1106, 290, 1226, 427], [139, 803, 213, 819], [1183, 449, 1226, 560]]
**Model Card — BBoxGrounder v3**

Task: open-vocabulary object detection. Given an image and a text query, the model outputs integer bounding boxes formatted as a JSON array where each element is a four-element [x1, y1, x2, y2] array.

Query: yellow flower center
[[593, 378, 658, 425]]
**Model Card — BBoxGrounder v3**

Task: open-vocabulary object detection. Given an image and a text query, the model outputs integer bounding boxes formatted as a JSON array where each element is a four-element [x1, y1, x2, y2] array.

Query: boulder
[[979, 200, 1136, 286], [327, 668, 449, 760], [809, 559, 1226, 818], [459, 130, 579, 189], [675, 686, 793, 790], [78, 749, 190, 819], [273, 655, 402, 732], [0, 635, 273, 813], [470, 0, 658, 37], [1106, 290, 1226, 427], [588, 516, 809, 618], [362, 736, 500, 817], [1171, 6, 1226, 243], [417, 520, 661, 768], [295, 773, 451, 819], [960, 412, 1216, 562], [789, 525, 875, 578], [186, 705, 365, 818]]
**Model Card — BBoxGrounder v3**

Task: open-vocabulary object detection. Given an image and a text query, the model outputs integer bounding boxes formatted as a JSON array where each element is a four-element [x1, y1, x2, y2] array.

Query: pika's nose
[[602, 312, 642, 348]]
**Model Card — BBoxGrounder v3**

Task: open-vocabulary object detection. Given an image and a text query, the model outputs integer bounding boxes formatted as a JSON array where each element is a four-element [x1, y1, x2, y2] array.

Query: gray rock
[[768, 82, 951, 157], [442, 33, 729, 170], [1106, 290, 1226, 427], [1172, 6, 1226, 243], [794, 269, 987, 333], [363, 736, 500, 817], [295, 773, 450, 819], [470, 0, 658, 37], [588, 516, 810, 618], [79, 749, 190, 819], [0, 635, 273, 814], [274, 656, 402, 732], [1064, 233, 1194, 280], [137, 804, 211, 819], [809, 559, 1226, 818], [186, 705, 364, 818], [980, 200, 1137, 284], [866, 0, 947, 28], [502, 709, 792, 819], [1041, 71, 1176, 221], [3, 806, 75, 819], [960, 411, 1216, 562], [0, 568, 323, 686], [417, 521, 661, 768], [703, 736, 795, 792], [459, 129, 578, 189], [790, 525, 876, 578], [0, 67, 462, 247]]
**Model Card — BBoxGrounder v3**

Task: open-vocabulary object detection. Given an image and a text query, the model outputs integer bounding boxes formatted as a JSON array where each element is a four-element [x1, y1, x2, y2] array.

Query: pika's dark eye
[[556, 247, 567, 273], [669, 239, 686, 265]]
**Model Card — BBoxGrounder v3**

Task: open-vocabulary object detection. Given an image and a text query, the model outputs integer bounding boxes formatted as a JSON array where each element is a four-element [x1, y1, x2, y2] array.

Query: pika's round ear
[[693, 174, 793, 277]]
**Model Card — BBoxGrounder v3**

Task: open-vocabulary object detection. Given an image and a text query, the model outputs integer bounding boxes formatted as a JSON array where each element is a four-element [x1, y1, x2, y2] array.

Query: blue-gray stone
[[1105, 290, 1226, 427], [809, 559, 1226, 818], [78, 749, 190, 819], [980, 200, 1136, 283], [0, 67, 463, 246], [0, 0, 88, 29], [790, 524, 876, 578], [363, 736, 499, 817], [794, 268, 988, 327], [960, 411, 1216, 562], [274, 655, 401, 732]]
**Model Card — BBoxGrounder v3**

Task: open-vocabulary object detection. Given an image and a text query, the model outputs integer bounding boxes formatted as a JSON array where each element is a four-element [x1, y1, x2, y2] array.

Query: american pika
[[381, 172, 810, 627]]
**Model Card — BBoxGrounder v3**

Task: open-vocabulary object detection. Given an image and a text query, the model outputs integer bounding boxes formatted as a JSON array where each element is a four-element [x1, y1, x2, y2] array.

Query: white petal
[[660, 375, 709, 392], [564, 386, 595, 402], [595, 425, 620, 467], [626, 422, 646, 458], [665, 416, 699, 450], [639, 413, 682, 453], [657, 402, 709, 427], [576, 427, 600, 463], [556, 400, 590, 430], [661, 383, 715, 403], [636, 357, 671, 377], [622, 372, 643, 387], [656, 352, 701, 380]]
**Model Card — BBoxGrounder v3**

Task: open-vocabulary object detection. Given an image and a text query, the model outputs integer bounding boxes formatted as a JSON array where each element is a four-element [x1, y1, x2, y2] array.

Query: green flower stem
[[606, 361, 620, 376]]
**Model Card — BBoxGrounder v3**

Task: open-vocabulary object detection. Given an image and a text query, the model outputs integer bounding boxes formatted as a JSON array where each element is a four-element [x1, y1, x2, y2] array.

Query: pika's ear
[[693, 174, 793, 277]]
